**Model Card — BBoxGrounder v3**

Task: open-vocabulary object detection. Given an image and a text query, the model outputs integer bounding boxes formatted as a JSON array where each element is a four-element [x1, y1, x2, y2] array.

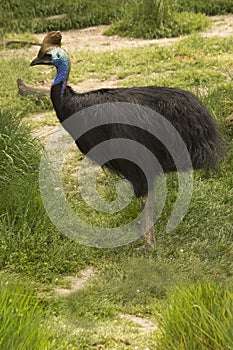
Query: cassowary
[[30, 31, 223, 247]]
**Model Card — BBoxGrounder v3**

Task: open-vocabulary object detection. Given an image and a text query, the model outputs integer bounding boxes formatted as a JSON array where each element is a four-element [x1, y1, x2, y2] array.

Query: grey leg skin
[[141, 185, 155, 248]]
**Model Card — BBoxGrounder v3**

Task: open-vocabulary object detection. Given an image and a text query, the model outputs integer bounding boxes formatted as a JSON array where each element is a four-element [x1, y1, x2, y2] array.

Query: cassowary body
[[30, 32, 223, 247]]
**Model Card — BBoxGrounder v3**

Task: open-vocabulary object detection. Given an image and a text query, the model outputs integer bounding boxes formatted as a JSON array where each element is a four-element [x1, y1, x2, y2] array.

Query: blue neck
[[52, 59, 70, 96]]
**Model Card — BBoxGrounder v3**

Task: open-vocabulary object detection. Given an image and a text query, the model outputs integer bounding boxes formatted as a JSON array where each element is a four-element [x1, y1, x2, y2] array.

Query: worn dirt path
[[4, 14, 233, 62], [34, 14, 233, 53], [13, 14, 233, 97], [35, 15, 233, 93]]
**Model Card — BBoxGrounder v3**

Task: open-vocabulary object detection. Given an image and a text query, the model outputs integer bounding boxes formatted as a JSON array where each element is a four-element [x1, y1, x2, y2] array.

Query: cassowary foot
[[144, 227, 155, 248], [138, 226, 155, 249]]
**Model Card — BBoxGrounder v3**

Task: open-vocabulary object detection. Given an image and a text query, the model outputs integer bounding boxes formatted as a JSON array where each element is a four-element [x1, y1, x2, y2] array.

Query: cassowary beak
[[30, 53, 52, 66]]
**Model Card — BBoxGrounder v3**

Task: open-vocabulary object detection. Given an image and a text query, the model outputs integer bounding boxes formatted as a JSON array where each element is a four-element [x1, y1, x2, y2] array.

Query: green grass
[[0, 56, 51, 112], [0, 109, 98, 282], [177, 0, 233, 15], [105, 0, 210, 39], [157, 282, 233, 349], [67, 35, 233, 90], [1, 0, 232, 38], [0, 32, 39, 50], [0, 0, 124, 36], [0, 110, 42, 228], [0, 279, 51, 349]]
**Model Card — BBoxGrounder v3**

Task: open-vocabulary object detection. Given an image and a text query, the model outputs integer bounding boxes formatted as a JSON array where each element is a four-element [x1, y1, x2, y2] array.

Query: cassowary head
[[30, 31, 69, 68]]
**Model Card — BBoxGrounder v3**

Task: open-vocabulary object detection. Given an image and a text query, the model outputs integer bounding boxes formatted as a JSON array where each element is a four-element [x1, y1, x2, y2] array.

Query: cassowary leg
[[141, 186, 155, 247]]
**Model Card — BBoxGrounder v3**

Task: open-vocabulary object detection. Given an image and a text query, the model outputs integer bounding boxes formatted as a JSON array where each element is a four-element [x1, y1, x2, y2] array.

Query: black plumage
[[30, 32, 223, 247], [51, 83, 222, 196]]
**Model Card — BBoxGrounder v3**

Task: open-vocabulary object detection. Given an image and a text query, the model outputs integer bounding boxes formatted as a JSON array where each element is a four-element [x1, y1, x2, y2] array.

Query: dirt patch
[[76, 77, 120, 92], [3, 15, 233, 61], [54, 266, 95, 296], [33, 15, 233, 54], [35, 25, 178, 53], [32, 125, 58, 140], [120, 313, 157, 333], [201, 14, 233, 38]]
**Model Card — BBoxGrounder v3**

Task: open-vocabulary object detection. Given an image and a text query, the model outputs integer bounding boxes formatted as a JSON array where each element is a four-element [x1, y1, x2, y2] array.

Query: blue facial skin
[[49, 48, 70, 93]]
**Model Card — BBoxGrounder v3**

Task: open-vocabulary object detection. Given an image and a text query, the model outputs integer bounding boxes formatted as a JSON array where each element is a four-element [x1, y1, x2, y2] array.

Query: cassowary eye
[[57, 53, 60, 59]]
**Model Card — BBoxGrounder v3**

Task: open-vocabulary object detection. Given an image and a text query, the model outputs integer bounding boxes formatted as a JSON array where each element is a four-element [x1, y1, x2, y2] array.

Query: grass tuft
[[157, 282, 233, 350], [177, 0, 233, 15], [0, 279, 50, 349], [0, 0, 124, 35], [104, 0, 210, 39], [1, 0, 232, 40]]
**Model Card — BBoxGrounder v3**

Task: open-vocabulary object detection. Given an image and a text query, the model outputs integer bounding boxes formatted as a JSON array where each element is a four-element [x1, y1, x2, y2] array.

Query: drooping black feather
[[51, 83, 223, 197]]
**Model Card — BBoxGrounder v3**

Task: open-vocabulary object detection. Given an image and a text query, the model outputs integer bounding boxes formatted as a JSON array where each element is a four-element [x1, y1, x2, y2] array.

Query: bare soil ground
[[31, 15, 233, 95], [15, 14, 233, 97], [34, 15, 233, 53], [5, 14, 233, 62], [54, 267, 95, 296], [201, 14, 233, 38]]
